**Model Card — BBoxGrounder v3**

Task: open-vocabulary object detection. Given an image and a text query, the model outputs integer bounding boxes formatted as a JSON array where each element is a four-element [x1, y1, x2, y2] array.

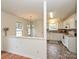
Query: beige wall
[[33, 19, 44, 37], [1, 11, 16, 37], [1, 11, 44, 37], [1, 11, 29, 37], [1, 11, 47, 59], [1, 11, 17, 50], [63, 13, 76, 36], [1, 11, 44, 50], [63, 13, 76, 29], [1, 11, 22, 50], [1, 11, 29, 50]]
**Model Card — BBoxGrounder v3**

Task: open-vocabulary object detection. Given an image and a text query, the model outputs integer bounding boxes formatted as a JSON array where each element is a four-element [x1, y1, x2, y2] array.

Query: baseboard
[[1, 51, 7, 53]]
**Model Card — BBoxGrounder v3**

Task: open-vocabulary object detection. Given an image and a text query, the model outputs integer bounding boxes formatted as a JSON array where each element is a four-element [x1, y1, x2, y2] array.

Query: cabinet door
[[64, 37, 69, 48], [62, 36, 69, 48], [68, 37, 77, 53]]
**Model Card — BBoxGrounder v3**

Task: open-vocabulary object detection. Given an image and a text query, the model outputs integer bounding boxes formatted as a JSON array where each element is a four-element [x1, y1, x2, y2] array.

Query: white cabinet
[[67, 37, 77, 53], [62, 36, 68, 48], [62, 35, 77, 53]]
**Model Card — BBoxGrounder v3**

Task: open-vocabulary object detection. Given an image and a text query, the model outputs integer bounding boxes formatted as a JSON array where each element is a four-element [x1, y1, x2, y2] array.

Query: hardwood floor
[[1, 51, 31, 59], [47, 40, 77, 59]]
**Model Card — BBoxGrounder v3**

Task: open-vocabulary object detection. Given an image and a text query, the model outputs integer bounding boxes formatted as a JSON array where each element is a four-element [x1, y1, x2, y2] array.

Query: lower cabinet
[[62, 35, 77, 53]]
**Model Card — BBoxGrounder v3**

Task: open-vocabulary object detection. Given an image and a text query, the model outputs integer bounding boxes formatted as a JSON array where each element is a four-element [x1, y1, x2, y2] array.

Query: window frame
[[16, 22, 23, 37]]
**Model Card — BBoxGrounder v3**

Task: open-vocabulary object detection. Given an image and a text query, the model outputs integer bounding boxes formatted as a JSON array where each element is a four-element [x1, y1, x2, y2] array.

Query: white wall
[[3, 37, 47, 59]]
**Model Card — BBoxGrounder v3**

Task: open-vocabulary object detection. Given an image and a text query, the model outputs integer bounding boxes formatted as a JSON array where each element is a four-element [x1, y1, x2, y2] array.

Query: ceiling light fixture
[[49, 12, 54, 19]]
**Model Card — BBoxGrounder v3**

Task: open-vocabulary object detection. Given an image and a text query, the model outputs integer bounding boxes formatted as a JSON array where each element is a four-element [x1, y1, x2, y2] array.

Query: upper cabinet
[[63, 13, 76, 29]]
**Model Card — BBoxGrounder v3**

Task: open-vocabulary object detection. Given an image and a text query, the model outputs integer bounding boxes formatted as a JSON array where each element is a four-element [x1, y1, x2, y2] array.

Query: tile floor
[[47, 40, 77, 59]]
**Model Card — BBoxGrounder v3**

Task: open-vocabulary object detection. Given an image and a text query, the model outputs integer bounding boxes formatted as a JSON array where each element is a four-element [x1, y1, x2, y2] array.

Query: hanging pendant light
[[27, 16, 33, 37]]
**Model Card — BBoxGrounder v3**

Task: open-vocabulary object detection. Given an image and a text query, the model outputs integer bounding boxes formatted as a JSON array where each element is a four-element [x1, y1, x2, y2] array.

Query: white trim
[[44, 0, 47, 40], [6, 35, 45, 40], [43, 1, 47, 59]]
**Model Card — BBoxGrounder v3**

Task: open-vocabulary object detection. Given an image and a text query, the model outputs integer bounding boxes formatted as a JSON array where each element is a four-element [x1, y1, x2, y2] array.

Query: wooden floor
[[1, 51, 31, 59]]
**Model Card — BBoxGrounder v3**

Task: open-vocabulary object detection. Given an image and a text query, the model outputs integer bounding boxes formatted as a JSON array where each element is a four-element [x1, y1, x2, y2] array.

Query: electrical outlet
[[37, 50, 39, 54]]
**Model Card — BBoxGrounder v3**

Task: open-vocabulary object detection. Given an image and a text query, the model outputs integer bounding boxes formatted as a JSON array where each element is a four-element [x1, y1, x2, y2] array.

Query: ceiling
[[1, 0, 76, 20]]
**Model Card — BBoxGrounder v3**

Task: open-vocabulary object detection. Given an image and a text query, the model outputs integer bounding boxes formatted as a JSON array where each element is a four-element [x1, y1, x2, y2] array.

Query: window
[[16, 22, 23, 37], [27, 24, 35, 37], [48, 19, 58, 31], [49, 23, 58, 30]]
